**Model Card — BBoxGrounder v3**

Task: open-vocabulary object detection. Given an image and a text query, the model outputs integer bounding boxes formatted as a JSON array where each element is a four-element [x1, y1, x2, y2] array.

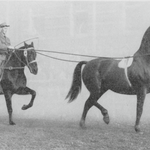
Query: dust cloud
[[0, 1, 150, 126]]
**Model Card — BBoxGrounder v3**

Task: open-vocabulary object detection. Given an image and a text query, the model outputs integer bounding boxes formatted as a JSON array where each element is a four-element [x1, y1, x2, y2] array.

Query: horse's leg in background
[[16, 87, 36, 110], [93, 96, 109, 124], [80, 90, 108, 128], [80, 64, 109, 128], [134, 87, 147, 132], [79, 94, 95, 128], [3, 90, 15, 125]]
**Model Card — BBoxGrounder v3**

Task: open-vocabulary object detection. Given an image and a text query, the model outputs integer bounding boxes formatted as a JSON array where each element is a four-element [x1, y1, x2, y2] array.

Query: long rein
[[2, 48, 150, 69], [14, 37, 150, 63], [13, 37, 147, 63], [11, 48, 150, 64], [34, 49, 150, 63]]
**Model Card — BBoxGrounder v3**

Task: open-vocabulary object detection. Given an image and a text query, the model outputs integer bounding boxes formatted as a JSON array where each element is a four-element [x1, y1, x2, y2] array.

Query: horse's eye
[[24, 50, 27, 56]]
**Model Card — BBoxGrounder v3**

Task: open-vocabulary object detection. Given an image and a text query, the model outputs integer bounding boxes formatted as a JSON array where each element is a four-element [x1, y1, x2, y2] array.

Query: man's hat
[[0, 22, 10, 28]]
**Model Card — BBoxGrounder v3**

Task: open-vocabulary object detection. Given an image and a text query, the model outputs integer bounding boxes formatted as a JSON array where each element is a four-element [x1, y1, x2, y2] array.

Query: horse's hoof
[[135, 125, 140, 133], [10, 121, 16, 125], [79, 121, 86, 129], [22, 105, 28, 110], [103, 114, 110, 124]]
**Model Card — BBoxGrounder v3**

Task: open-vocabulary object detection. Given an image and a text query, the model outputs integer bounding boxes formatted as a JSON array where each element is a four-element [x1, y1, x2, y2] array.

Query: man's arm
[[0, 37, 10, 54]]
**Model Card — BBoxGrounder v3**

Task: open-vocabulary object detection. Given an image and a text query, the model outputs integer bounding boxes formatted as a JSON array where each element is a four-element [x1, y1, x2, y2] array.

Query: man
[[0, 22, 14, 78], [0, 22, 14, 52]]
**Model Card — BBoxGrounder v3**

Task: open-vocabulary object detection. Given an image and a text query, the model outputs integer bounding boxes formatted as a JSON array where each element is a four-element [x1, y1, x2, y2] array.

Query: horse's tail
[[66, 61, 87, 103]]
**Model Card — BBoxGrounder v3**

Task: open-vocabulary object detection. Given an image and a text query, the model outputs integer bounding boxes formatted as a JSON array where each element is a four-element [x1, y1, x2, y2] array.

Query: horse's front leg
[[135, 88, 147, 133], [3, 90, 15, 125], [16, 87, 36, 110]]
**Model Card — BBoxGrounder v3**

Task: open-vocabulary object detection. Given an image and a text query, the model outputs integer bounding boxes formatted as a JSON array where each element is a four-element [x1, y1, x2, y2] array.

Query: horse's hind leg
[[80, 94, 94, 128], [16, 87, 36, 110], [94, 100, 109, 124], [80, 90, 109, 128]]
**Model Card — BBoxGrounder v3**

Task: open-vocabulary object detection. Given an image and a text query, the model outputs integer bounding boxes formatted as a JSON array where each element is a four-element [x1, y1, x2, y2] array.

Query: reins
[[34, 49, 149, 63], [13, 38, 138, 63], [13, 37, 150, 63], [2, 47, 150, 66], [36, 51, 81, 63], [19, 48, 133, 59], [7, 53, 25, 70], [13, 48, 134, 63], [0, 48, 35, 70]]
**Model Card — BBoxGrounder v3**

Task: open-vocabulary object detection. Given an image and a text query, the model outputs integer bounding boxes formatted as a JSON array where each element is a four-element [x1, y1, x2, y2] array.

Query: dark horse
[[0, 42, 38, 125], [66, 26, 150, 132]]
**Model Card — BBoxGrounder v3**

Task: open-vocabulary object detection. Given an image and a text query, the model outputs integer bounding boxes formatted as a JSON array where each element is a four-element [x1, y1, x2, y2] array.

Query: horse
[[66, 26, 150, 132], [0, 42, 38, 125]]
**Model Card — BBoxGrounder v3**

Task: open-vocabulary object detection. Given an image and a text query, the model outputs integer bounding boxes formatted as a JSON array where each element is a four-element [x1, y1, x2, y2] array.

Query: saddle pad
[[118, 57, 133, 69], [118, 57, 133, 87]]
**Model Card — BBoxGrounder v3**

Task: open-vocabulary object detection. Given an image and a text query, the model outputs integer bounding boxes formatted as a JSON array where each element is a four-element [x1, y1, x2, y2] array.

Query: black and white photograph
[[0, 0, 150, 149]]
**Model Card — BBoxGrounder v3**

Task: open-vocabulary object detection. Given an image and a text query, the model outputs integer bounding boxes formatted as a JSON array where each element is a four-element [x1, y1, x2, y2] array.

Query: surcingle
[[118, 57, 133, 87]]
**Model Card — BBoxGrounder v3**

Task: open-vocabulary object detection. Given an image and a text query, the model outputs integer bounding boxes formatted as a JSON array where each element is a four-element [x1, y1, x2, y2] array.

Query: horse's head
[[21, 42, 38, 75]]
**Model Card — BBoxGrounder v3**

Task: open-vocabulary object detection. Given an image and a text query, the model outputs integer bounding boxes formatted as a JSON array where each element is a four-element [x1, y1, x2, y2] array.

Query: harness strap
[[124, 59, 132, 87], [28, 60, 36, 64], [0, 66, 24, 70], [0, 47, 36, 70]]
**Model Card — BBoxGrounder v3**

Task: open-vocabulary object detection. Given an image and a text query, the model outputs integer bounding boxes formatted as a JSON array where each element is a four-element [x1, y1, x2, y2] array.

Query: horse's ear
[[24, 42, 27, 47], [31, 42, 34, 47]]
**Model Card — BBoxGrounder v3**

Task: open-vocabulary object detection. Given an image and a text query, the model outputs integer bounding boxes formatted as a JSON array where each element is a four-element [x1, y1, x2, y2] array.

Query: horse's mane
[[136, 26, 150, 54], [19, 46, 25, 49]]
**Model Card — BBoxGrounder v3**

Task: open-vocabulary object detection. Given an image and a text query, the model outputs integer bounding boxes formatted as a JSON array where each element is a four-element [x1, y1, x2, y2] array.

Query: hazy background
[[0, 1, 150, 126]]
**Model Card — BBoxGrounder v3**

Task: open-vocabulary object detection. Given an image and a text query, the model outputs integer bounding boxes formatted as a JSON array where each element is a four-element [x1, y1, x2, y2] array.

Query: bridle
[[22, 47, 37, 72], [4, 47, 37, 70]]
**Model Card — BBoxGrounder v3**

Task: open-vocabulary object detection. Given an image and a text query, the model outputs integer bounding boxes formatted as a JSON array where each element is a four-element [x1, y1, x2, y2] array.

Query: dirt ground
[[0, 116, 149, 150]]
